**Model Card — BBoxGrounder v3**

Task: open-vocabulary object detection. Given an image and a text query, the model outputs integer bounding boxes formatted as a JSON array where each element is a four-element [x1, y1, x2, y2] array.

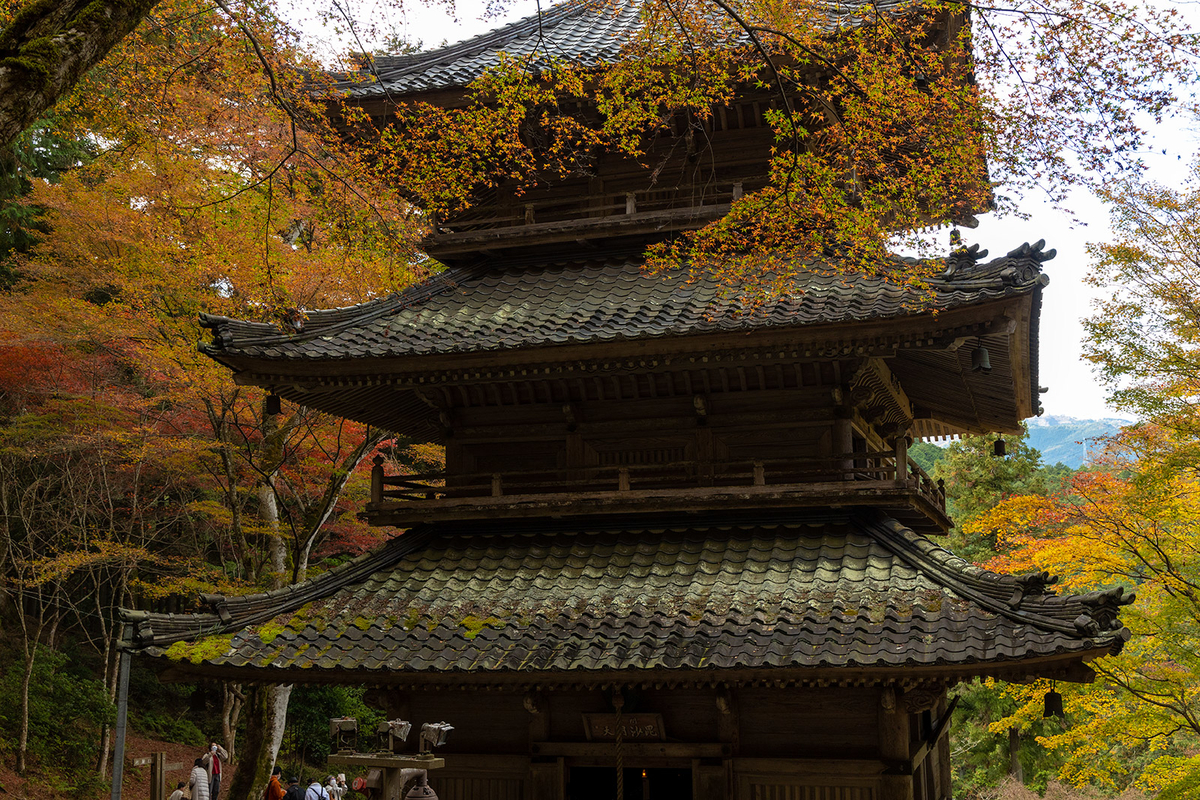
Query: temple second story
[[332, 0, 985, 266]]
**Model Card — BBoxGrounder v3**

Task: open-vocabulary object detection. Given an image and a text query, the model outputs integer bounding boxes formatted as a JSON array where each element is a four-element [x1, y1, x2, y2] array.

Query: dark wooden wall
[[368, 684, 952, 800]]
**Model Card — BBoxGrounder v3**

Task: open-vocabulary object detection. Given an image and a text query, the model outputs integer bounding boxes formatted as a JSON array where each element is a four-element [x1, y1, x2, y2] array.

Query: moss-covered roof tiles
[[123, 511, 1128, 683]]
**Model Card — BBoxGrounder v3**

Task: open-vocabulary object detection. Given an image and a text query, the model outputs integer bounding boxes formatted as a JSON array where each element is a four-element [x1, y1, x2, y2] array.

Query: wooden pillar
[[715, 686, 737, 800], [371, 455, 384, 504], [937, 696, 952, 800], [150, 752, 167, 800], [879, 689, 914, 800], [696, 426, 714, 486], [833, 413, 854, 478], [893, 434, 908, 485], [529, 759, 564, 800]]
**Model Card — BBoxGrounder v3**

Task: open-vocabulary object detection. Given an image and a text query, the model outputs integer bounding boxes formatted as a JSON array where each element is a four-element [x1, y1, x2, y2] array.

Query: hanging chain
[[613, 687, 625, 800]]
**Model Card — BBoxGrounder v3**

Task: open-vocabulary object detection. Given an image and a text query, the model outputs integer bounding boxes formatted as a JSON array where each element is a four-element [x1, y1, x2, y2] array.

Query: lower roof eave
[[154, 648, 1116, 691]]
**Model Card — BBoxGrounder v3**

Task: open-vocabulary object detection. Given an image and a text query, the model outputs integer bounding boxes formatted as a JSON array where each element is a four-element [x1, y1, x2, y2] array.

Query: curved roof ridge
[[340, 0, 916, 98], [197, 248, 1049, 361], [866, 515, 1130, 646], [198, 263, 486, 355], [120, 528, 435, 649], [375, 0, 614, 73]]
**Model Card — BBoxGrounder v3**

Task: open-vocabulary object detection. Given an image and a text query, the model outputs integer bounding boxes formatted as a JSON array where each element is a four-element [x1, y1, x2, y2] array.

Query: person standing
[[284, 776, 305, 800], [304, 777, 329, 800], [189, 758, 211, 800], [203, 742, 231, 800], [266, 767, 286, 800], [324, 774, 346, 800]]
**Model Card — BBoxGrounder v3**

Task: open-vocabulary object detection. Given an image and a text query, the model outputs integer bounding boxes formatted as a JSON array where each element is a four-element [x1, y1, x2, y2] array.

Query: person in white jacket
[[324, 775, 347, 800], [304, 778, 329, 800], [189, 759, 211, 800]]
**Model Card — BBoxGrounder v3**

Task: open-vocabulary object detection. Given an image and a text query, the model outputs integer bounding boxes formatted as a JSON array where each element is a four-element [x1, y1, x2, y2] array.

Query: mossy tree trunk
[[227, 684, 292, 800], [0, 0, 164, 147]]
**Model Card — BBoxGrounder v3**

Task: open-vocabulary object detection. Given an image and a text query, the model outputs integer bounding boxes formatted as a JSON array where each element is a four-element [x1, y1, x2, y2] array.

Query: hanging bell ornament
[[265, 393, 282, 416], [1043, 688, 1065, 718], [993, 437, 1006, 458], [971, 343, 992, 374]]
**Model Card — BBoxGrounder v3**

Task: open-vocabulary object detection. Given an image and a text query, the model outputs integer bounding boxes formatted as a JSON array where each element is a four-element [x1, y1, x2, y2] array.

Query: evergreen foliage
[[278, 686, 384, 769], [0, 644, 113, 778]]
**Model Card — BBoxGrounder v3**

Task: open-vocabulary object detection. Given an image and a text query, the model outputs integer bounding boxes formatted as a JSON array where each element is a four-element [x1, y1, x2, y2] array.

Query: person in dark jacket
[[283, 776, 305, 800]]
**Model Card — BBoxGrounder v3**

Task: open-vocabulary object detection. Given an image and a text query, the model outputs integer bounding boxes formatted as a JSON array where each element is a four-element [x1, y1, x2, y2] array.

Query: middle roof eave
[[201, 256, 1041, 367]]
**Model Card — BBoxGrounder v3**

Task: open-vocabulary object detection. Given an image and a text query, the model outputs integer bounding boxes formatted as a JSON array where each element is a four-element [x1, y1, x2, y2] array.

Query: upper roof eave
[[334, 0, 925, 101]]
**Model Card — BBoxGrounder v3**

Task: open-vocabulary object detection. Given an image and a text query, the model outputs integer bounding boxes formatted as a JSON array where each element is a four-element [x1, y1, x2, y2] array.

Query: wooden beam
[[530, 742, 727, 759]]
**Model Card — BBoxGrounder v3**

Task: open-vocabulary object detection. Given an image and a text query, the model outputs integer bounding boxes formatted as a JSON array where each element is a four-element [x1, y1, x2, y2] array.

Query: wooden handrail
[[370, 451, 947, 513]]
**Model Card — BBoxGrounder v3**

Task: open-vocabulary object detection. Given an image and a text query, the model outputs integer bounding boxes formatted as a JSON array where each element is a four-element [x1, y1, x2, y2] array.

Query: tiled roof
[[339, 0, 909, 98], [123, 511, 1129, 681], [199, 245, 1051, 364]]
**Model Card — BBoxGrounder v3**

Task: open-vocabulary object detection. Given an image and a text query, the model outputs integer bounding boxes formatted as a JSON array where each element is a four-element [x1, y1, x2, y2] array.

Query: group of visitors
[[265, 767, 348, 800], [165, 744, 349, 800], [168, 743, 230, 800]]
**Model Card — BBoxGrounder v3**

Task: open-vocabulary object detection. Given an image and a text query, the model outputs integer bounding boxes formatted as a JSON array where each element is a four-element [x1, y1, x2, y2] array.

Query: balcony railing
[[368, 452, 947, 527]]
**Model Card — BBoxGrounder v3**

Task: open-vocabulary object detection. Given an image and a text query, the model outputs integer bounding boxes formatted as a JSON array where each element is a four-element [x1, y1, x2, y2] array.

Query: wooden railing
[[370, 451, 946, 513], [437, 178, 763, 233]]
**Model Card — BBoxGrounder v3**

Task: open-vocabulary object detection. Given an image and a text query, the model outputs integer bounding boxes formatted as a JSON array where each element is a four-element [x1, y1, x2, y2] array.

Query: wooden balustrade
[[440, 179, 764, 233], [369, 451, 947, 515]]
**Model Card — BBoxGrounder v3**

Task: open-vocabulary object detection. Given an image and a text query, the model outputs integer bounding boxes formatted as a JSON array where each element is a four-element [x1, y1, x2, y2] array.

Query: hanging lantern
[[1043, 687, 1065, 718], [993, 437, 1006, 458], [971, 340, 992, 374], [265, 393, 282, 416]]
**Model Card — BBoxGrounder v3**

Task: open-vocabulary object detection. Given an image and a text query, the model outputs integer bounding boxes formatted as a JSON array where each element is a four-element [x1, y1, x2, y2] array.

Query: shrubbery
[[279, 686, 385, 770], [0, 644, 113, 779]]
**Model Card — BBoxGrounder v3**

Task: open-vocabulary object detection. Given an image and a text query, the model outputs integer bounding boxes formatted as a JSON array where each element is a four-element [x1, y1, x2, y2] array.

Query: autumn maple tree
[[955, 163, 1200, 794], [351, 0, 1193, 296], [0, 0, 1193, 299], [0, 0, 423, 786]]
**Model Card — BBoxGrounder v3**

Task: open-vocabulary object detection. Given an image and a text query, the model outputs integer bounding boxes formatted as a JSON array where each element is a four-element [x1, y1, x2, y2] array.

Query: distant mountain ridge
[[1025, 415, 1131, 468]]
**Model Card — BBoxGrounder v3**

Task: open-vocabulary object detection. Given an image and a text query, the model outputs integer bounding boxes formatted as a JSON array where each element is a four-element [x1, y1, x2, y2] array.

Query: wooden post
[[1008, 727, 1023, 783], [731, 182, 743, 200], [491, 473, 503, 497], [937, 696, 953, 800], [696, 426, 714, 487], [752, 462, 765, 486], [879, 692, 914, 800], [833, 414, 854, 479], [371, 455, 384, 504], [618, 467, 630, 491], [109, 644, 131, 800], [525, 204, 535, 224], [625, 193, 637, 214], [893, 435, 908, 485], [529, 759, 564, 800], [150, 752, 167, 800]]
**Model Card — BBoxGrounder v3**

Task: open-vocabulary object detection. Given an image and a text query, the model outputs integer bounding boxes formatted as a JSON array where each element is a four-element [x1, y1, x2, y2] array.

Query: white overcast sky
[[293, 0, 1197, 422]]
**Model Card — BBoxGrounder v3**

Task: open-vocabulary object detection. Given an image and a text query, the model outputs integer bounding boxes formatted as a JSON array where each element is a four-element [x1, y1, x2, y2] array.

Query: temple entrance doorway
[[566, 767, 693, 800]]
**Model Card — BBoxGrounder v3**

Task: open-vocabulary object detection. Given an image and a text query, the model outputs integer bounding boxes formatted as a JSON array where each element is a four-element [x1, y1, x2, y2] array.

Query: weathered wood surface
[[326, 754, 445, 769]]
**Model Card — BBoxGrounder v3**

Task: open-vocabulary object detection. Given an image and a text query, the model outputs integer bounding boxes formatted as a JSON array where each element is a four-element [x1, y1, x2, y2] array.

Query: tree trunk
[[17, 642, 36, 774], [268, 685, 292, 766], [0, 0, 166, 147], [222, 683, 246, 765], [96, 634, 117, 777], [226, 684, 291, 800]]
